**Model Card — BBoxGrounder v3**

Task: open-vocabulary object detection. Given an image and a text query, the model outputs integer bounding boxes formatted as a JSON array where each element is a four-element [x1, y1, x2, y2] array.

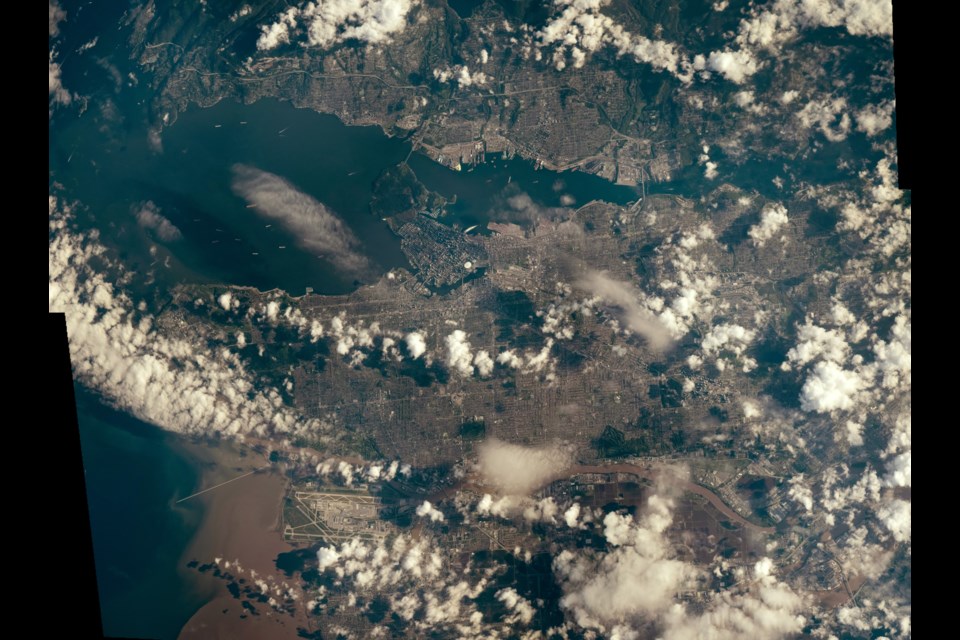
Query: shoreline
[[171, 437, 312, 640]]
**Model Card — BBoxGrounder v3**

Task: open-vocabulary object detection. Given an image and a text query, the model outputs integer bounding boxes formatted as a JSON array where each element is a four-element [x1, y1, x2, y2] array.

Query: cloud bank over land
[[554, 495, 696, 631], [49, 194, 330, 441], [536, 0, 688, 77], [701, 0, 892, 84], [311, 531, 540, 637], [257, 0, 418, 51], [531, 0, 891, 89], [553, 467, 808, 638]]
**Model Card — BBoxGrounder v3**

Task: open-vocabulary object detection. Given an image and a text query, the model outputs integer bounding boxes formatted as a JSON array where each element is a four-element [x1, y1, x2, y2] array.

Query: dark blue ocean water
[[75, 389, 208, 640]]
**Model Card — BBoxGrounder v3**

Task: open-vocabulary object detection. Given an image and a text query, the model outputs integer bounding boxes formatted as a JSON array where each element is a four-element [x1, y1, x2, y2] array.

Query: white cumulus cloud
[[800, 361, 864, 413], [553, 480, 699, 634], [748, 203, 789, 247], [405, 331, 427, 359], [445, 329, 475, 377], [536, 0, 688, 78], [416, 500, 445, 522], [877, 499, 911, 542], [257, 0, 418, 51], [706, 49, 759, 83], [856, 100, 895, 137]]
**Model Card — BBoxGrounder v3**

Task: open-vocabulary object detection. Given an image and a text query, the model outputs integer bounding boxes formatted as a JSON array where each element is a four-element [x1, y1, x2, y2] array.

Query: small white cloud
[[265, 300, 281, 322], [748, 203, 789, 247], [77, 37, 98, 54], [230, 4, 253, 21], [796, 97, 851, 142], [405, 331, 427, 359], [135, 201, 182, 241], [338, 460, 355, 485], [830, 303, 856, 326], [704, 161, 719, 180], [702, 323, 755, 356], [473, 350, 494, 377], [415, 500, 445, 522], [496, 349, 522, 368], [785, 321, 850, 367], [256, 7, 299, 50], [317, 545, 341, 570], [496, 587, 536, 625], [706, 49, 759, 84], [856, 100, 895, 137], [445, 329, 475, 377], [563, 502, 581, 528], [476, 439, 573, 495], [734, 90, 754, 108], [842, 420, 864, 447]]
